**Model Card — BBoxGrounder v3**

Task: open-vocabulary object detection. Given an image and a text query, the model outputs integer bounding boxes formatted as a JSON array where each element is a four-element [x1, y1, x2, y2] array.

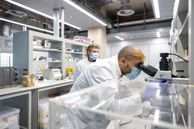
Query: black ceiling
[[75, 0, 154, 24]]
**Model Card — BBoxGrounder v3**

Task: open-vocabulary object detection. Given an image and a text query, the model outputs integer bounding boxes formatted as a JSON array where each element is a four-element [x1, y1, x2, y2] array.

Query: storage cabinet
[[0, 80, 73, 129], [13, 30, 65, 81], [31, 81, 73, 129], [64, 39, 88, 77], [0, 91, 31, 129]]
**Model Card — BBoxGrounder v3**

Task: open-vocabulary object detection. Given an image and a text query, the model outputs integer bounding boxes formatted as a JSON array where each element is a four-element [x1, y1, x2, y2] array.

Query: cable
[[168, 53, 189, 63]]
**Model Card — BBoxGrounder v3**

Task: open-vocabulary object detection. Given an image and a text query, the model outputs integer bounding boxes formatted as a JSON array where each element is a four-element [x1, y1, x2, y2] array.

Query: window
[[0, 53, 13, 67]]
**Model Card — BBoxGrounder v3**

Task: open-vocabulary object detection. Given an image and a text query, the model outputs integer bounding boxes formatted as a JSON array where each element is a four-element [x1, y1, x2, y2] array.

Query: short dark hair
[[87, 44, 100, 52]]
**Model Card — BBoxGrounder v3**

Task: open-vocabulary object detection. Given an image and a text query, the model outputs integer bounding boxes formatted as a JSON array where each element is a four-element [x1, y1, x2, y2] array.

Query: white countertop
[[0, 79, 74, 96]]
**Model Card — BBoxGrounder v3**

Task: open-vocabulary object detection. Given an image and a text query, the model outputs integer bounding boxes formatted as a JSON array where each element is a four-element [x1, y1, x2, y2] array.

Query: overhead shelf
[[65, 51, 83, 55], [33, 60, 62, 63], [32, 32, 63, 43], [48, 61, 62, 63], [33, 48, 62, 52], [64, 39, 89, 47]]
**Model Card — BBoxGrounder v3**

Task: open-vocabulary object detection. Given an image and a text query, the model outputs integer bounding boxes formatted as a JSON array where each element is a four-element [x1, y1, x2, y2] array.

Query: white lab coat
[[70, 56, 121, 92], [69, 56, 143, 129], [74, 58, 100, 80], [66, 81, 143, 129]]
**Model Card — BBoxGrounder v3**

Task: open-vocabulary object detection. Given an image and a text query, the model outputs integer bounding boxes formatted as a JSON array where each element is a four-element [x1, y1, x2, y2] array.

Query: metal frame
[[188, 0, 194, 128]]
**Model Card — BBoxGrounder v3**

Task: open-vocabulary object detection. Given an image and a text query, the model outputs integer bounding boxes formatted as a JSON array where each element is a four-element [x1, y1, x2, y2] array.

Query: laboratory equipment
[[137, 63, 172, 80], [0, 67, 18, 87], [49, 80, 189, 129], [43, 69, 62, 80], [137, 52, 190, 80]]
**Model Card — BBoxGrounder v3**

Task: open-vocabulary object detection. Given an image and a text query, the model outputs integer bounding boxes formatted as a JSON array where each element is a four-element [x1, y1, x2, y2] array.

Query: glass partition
[[49, 80, 190, 129]]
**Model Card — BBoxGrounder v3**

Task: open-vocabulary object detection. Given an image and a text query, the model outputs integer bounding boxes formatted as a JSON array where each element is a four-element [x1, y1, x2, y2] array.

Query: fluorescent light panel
[[4, 0, 81, 30], [153, 0, 160, 18], [63, 0, 107, 26], [115, 35, 124, 41], [156, 32, 161, 37], [0, 17, 54, 34]]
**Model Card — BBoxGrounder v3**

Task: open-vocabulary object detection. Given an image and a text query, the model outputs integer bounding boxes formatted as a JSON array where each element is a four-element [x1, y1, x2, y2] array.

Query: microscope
[[138, 52, 189, 96], [137, 53, 172, 80]]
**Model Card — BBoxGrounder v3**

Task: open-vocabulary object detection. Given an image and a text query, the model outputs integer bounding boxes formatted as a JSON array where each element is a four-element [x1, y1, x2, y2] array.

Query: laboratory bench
[[0, 79, 74, 129]]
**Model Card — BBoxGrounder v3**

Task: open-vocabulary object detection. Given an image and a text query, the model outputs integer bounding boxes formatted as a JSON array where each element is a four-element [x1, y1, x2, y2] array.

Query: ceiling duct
[[117, 0, 135, 16]]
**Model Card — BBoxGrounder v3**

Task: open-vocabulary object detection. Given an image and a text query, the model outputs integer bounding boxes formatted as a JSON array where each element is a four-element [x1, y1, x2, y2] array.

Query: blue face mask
[[126, 68, 141, 80], [90, 52, 99, 61]]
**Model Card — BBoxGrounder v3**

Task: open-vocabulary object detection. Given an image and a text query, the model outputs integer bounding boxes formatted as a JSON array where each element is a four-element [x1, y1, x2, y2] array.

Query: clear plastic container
[[39, 99, 49, 129], [49, 80, 189, 129], [0, 106, 20, 129]]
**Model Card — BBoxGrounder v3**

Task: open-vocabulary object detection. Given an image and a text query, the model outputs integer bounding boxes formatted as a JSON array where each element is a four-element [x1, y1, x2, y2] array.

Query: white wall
[[107, 37, 170, 81]]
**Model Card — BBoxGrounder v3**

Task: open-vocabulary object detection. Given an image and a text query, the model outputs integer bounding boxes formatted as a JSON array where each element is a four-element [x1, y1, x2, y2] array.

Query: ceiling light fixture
[[117, 5, 135, 16], [4, 0, 81, 30], [117, 0, 135, 16], [115, 35, 124, 41], [156, 32, 161, 38], [0, 17, 54, 33], [152, 0, 160, 18], [63, 0, 107, 26]]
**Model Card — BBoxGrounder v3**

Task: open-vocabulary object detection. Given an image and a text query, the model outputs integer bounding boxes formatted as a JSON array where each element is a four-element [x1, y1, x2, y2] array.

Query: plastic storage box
[[49, 80, 188, 129], [0, 106, 20, 129], [39, 99, 49, 129]]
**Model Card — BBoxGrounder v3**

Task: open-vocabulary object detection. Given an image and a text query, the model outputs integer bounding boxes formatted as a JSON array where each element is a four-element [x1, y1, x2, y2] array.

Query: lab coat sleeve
[[106, 94, 143, 119], [71, 63, 115, 92]]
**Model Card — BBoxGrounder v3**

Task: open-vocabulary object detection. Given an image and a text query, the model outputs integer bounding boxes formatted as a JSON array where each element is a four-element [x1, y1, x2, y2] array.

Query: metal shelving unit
[[171, 0, 194, 128], [64, 39, 89, 77], [13, 30, 65, 80], [170, 0, 189, 78]]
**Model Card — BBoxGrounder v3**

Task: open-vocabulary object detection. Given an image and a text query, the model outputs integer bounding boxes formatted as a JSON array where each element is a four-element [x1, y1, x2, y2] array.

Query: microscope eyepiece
[[137, 64, 158, 77]]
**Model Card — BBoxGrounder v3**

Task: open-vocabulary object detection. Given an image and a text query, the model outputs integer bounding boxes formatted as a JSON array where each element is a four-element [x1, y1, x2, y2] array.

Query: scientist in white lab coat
[[74, 43, 100, 80], [67, 45, 146, 129], [70, 45, 144, 92]]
